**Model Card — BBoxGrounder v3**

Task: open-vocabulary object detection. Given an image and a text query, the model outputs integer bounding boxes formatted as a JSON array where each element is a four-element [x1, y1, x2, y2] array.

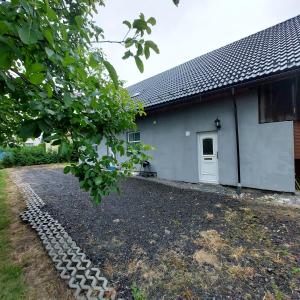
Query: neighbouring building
[[99, 15, 300, 193]]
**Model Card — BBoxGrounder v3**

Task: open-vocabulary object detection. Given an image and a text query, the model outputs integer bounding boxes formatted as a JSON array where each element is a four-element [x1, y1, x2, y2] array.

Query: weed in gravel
[[230, 246, 246, 261], [131, 283, 147, 300], [224, 209, 239, 222], [131, 244, 147, 257], [171, 218, 182, 226], [291, 267, 300, 276], [227, 265, 255, 279], [195, 229, 226, 252], [263, 290, 276, 300], [103, 260, 114, 278], [271, 281, 288, 300]]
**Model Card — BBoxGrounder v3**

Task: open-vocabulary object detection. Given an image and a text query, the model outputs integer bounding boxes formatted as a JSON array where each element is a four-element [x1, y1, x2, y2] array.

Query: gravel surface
[[15, 165, 300, 300]]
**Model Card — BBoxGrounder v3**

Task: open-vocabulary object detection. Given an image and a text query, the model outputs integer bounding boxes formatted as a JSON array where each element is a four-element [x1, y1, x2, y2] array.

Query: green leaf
[[147, 17, 156, 26], [0, 21, 13, 34], [17, 22, 40, 45], [95, 177, 102, 185], [134, 56, 144, 73], [139, 13, 145, 21], [103, 60, 118, 89], [144, 44, 150, 59], [37, 119, 51, 132], [125, 38, 134, 48], [136, 43, 143, 56], [19, 120, 41, 138], [64, 166, 71, 174], [29, 73, 45, 84], [123, 20, 131, 29], [43, 29, 54, 46], [63, 54, 76, 66], [63, 93, 73, 107], [0, 43, 13, 70], [46, 84, 53, 97], [145, 40, 159, 54], [58, 140, 69, 156], [45, 0, 57, 20], [122, 50, 133, 60], [75, 15, 84, 26], [133, 19, 148, 31], [28, 63, 44, 73]]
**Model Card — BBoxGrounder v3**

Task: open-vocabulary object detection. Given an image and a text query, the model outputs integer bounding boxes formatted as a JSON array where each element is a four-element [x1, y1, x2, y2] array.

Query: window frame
[[258, 77, 298, 124], [127, 131, 141, 144]]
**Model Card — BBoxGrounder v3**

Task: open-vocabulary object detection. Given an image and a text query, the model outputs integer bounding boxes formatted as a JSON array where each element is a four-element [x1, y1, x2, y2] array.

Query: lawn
[[14, 165, 300, 299], [0, 170, 26, 300]]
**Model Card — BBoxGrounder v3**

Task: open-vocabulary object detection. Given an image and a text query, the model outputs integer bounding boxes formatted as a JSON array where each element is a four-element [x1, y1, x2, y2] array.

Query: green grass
[[131, 283, 147, 300], [0, 170, 26, 300]]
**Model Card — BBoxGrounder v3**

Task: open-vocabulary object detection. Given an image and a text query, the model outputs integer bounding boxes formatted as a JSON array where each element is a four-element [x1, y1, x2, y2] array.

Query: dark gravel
[[16, 166, 300, 300]]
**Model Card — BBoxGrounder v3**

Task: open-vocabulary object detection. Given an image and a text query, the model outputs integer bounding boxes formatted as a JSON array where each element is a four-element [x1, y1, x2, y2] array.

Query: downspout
[[232, 87, 242, 194]]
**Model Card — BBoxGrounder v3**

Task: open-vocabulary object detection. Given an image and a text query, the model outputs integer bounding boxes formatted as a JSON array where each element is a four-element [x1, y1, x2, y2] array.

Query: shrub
[[0, 144, 78, 168]]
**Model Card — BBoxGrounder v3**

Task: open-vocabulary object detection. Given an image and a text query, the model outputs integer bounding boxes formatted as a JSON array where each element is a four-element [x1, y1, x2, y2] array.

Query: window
[[259, 78, 296, 123], [127, 131, 140, 144], [203, 138, 213, 155]]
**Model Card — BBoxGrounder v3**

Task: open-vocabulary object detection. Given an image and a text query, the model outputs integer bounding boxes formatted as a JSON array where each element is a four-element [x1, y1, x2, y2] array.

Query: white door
[[198, 132, 219, 183]]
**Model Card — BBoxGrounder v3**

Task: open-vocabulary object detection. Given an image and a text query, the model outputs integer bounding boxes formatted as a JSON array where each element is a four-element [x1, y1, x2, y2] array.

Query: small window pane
[[134, 132, 140, 142], [128, 131, 140, 143], [203, 138, 213, 155]]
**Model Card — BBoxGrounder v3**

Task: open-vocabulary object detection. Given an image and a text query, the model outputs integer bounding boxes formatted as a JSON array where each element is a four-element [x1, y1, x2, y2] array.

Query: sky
[[94, 0, 300, 87]]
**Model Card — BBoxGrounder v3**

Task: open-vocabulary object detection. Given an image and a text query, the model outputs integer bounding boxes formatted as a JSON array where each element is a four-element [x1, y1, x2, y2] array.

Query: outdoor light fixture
[[215, 117, 221, 130]]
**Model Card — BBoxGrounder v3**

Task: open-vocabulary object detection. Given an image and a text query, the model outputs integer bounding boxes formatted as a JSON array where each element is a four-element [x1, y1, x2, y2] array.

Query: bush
[[0, 144, 78, 168]]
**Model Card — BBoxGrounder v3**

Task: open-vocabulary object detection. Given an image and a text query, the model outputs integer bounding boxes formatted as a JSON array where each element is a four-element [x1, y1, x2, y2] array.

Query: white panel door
[[198, 132, 219, 183]]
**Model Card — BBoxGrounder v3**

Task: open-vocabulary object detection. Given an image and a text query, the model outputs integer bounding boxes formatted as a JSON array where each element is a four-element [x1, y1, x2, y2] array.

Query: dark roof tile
[[128, 15, 300, 108]]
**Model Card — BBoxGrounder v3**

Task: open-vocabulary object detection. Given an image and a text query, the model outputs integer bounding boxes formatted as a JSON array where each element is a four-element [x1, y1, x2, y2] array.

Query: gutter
[[232, 87, 242, 194]]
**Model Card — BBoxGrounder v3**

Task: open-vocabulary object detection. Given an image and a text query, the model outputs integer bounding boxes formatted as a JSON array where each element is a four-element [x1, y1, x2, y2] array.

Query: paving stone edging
[[12, 174, 119, 300]]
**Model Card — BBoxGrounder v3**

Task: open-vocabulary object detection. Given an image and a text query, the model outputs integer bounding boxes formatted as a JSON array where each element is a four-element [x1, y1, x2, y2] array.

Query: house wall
[[237, 91, 294, 192], [136, 96, 238, 186], [98, 88, 295, 192]]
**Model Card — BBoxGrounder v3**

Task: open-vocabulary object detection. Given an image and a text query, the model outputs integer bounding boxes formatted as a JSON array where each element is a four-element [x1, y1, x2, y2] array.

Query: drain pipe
[[232, 87, 242, 194]]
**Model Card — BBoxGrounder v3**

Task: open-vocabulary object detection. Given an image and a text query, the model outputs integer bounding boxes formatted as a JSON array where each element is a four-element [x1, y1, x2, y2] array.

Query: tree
[[0, 0, 179, 203]]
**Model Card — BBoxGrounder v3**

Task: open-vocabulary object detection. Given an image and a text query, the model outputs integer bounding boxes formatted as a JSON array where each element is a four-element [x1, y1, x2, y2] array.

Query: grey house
[[101, 15, 300, 193]]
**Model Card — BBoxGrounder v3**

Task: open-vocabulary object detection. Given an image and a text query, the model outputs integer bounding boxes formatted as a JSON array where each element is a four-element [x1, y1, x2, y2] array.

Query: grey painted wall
[[136, 96, 238, 185], [237, 90, 295, 192], [98, 88, 295, 192]]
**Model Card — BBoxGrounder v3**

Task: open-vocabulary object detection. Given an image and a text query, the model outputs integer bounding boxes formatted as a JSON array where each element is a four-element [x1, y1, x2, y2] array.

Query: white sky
[[95, 0, 300, 87]]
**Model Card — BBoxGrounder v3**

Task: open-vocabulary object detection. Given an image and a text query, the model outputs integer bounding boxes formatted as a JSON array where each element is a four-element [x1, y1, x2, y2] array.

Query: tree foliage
[[0, 0, 179, 203]]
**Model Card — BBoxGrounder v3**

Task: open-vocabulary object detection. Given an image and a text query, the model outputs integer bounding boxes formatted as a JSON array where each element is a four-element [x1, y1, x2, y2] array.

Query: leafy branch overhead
[[0, 0, 178, 203], [121, 13, 160, 72]]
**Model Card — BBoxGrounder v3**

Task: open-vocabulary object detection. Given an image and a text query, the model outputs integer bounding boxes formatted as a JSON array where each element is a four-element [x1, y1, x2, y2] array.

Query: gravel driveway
[[15, 165, 300, 300]]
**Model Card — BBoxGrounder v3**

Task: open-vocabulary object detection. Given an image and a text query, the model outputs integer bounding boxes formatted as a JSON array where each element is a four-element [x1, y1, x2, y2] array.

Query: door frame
[[197, 131, 219, 184]]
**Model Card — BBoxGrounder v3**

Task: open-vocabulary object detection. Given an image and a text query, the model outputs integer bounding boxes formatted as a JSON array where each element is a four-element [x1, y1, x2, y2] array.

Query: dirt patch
[[193, 250, 220, 268], [195, 229, 226, 252], [6, 170, 74, 300]]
